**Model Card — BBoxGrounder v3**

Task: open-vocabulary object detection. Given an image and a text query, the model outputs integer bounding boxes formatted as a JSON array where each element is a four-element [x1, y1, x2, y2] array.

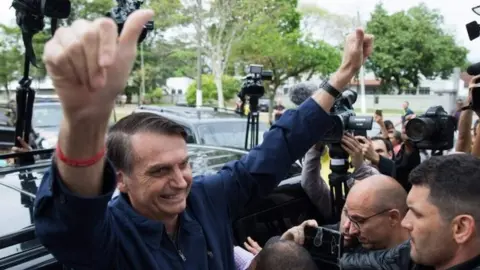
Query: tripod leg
[[245, 113, 251, 150], [254, 113, 259, 147]]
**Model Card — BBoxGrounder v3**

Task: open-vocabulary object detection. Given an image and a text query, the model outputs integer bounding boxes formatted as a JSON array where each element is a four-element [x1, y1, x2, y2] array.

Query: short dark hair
[[107, 112, 187, 174], [254, 240, 317, 270], [371, 136, 393, 154], [384, 120, 394, 129], [409, 154, 480, 225], [393, 131, 403, 143]]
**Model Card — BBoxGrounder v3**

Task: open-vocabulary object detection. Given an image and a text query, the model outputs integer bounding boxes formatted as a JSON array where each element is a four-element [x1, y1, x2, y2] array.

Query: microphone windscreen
[[289, 81, 319, 106], [467, 62, 480, 76]]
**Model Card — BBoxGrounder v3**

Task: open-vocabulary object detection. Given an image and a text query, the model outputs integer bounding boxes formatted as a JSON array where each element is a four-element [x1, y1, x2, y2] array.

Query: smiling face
[[117, 132, 193, 220]]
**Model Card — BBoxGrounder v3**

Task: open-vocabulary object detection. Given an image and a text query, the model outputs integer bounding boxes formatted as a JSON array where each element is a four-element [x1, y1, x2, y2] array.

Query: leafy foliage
[[232, 0, 341, 96], [186, 75, 240, 105], [366, 3, 468, 93]]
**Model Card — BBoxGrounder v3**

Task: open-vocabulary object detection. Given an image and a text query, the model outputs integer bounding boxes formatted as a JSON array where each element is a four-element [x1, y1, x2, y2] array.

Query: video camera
[[106, 0, 154, 44], [405, 106, 456, 151], [238, 65, 273, 98], [323, 90, 373, 143], [237, 64, 273, 113], [466, 5, 480, 41]]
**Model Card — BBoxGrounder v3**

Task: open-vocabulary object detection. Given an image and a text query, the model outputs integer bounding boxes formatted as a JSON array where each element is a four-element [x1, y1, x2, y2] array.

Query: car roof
[[134, 105, 253, 125]]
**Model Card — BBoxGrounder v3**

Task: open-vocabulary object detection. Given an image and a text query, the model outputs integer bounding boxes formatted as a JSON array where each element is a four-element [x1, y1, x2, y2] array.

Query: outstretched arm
[[197, 29, 375, 220]]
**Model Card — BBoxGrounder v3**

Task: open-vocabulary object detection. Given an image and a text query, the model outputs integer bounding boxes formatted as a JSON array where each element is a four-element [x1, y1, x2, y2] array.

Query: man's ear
[[452, 215, 476, 244], [116, 171, 129, 193], [388, 209, 402, 226], [388, 151, 393, 159]]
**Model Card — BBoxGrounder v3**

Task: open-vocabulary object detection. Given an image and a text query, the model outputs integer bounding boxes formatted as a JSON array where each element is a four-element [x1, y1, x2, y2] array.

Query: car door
[[231, 177, 328, 248]]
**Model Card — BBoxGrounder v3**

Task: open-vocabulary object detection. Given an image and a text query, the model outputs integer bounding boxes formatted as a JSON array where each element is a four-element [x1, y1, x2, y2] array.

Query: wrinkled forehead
[[130, 132, 188, 167]]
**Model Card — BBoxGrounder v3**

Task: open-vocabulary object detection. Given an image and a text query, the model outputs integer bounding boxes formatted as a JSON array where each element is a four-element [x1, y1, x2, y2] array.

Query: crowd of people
[[25, 9, 480, 270]]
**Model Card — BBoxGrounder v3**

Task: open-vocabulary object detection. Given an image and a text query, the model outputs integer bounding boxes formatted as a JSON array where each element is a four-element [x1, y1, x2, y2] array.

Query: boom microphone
[[289, 81, 319, 106], [467, 62, 480, 76]]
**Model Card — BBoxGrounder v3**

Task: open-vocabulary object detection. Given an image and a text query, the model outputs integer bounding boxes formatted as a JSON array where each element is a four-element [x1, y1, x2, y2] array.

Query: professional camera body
[[405, 106, 456, 151], [239, 65, 273, 98], [237, 64, 273, 112], [107, 0, 154, 44], [323, 90, 373, 143]]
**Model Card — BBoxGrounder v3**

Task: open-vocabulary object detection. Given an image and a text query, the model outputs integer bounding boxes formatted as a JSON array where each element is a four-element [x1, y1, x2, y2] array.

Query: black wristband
[[320, 80, 342, 99]]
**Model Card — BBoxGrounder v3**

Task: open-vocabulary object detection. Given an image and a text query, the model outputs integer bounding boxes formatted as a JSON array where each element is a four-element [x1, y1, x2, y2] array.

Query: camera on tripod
[[405, 106, 456, 151], [238, 64, 273, 101], [322, 89, 373, 143], [238, 64, 273, 150]]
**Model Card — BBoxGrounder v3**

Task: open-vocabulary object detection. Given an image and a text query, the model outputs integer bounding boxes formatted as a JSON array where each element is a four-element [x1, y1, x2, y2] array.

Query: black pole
[[328, 143, 351, 221], [244, 112, 251, 150]]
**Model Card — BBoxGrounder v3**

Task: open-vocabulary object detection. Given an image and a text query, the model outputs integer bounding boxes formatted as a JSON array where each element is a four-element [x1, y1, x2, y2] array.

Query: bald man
[[342, 175, 409, 250]]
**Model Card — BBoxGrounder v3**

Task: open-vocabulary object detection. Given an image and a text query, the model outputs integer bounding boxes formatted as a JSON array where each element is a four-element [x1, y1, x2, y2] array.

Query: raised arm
[[34, 10, 154, 268], [197, 29, 374, 220], [300, 144, 332, 219]]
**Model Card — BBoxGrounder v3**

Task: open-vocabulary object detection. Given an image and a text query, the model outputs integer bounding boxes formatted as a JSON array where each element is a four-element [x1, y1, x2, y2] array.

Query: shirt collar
[[447, 254, 480, 270], [110, 193, 202, 249]]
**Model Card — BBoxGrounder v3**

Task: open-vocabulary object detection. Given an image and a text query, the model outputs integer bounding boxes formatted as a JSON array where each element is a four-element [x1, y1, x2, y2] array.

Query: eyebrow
[[145, 157, 190, 173], [407, 204, 420, 215]]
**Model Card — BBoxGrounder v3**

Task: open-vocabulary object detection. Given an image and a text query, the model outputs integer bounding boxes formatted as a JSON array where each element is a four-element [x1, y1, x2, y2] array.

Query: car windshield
[[32, 103, 63, 128], [196, 121, 270, 149]]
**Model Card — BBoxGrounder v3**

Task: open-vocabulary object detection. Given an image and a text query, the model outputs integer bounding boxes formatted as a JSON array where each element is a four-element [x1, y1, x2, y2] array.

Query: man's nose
[[347, 221, 360, 236], [170, 167, 188, 189]]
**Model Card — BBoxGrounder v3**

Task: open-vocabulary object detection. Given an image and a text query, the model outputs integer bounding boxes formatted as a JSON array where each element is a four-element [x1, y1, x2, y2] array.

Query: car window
[[183, 126, 195, 143], [197, 121, 269, 149], [32, 104, 63, 128], [0, 169, 45, 258]]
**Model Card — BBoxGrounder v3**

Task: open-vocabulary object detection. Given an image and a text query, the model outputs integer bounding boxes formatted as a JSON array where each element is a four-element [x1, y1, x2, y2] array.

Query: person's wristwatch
[[320, 80, 342, 99]]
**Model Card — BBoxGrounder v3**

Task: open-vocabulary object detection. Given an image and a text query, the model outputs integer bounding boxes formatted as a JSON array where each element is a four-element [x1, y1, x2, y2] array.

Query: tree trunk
[[214, 74, 224, 108]]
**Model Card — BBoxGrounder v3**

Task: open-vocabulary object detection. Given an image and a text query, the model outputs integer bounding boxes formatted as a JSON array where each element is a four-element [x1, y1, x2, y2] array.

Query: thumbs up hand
[[340, 28, 374, 76], [43, 10, 154, 124]]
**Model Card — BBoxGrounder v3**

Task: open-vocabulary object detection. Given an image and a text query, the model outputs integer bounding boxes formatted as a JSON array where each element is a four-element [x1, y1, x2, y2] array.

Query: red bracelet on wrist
[[55, 144, 106, 167]]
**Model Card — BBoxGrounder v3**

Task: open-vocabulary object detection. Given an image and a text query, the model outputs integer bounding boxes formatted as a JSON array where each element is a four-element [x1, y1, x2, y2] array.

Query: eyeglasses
[[345, 208, 391, 231]]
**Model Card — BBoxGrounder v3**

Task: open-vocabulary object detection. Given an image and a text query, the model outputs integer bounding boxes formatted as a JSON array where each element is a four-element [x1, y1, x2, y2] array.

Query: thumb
[[355, 28, 365, 48], [118, 9, 154, 49]]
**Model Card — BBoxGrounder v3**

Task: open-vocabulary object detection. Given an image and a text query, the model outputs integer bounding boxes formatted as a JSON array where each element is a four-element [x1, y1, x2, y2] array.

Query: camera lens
[[406, 118, 435, 142]]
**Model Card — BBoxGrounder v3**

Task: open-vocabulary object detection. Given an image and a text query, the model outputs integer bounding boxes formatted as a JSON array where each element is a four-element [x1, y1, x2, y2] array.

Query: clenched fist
[[43, 9, 154, 124], [341, 28, 374, 76]]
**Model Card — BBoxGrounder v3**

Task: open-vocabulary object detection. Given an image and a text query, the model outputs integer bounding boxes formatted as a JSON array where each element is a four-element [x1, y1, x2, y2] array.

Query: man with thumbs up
[[33, 9, 373, 270]]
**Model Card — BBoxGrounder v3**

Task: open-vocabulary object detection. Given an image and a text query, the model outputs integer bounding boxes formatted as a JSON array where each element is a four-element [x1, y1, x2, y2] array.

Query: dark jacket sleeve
[[394, 145, 421, 192], [197, 98, 335, 220], [340, 240, 411, 270], [378, 155, 396, 177], [33, 161, 117, 269], [300, 146, 332, 219]]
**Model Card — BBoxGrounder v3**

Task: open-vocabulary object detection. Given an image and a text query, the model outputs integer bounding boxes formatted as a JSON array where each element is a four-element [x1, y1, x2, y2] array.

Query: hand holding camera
[[43, 10, 154, 124]]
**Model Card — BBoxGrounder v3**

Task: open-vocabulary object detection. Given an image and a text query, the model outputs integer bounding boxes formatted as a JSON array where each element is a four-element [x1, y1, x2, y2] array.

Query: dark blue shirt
[[401, 108, 415, 124], [33, 98, 334, 270]]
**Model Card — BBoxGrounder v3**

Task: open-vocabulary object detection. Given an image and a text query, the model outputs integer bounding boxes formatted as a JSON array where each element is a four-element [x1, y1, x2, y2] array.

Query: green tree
[[232, 0, 341, 121], [186, 75, 240, 106], [366, 3, 468, 93]]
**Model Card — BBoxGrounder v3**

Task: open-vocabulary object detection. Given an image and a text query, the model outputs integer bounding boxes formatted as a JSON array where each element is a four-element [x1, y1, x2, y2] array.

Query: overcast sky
[[1, 0, 480, 61]]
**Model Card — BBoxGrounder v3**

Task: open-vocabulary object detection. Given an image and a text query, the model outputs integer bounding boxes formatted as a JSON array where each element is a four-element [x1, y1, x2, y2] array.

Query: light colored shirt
[[234, 246, 255, 270]]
